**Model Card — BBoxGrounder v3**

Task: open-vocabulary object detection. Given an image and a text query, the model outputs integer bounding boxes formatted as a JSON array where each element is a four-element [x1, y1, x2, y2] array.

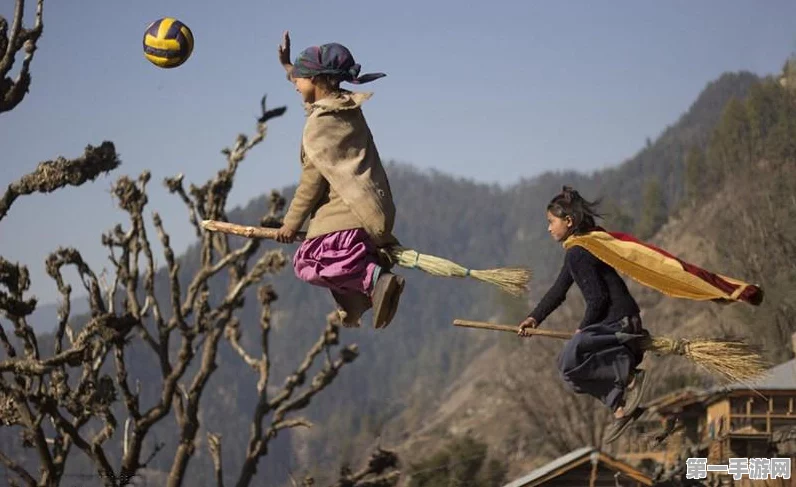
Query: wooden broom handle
[[453, 319, 575, 340], [201, 220, 307, 241]]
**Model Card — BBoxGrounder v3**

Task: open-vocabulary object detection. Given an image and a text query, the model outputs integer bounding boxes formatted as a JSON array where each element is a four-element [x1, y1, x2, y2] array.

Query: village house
[[502, 446, 654, 487], [618, 333, 796, 485], [503, 334, 796, 486]]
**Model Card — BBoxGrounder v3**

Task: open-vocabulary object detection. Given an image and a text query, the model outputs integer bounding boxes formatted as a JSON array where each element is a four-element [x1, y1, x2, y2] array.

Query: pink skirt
[[293, 228, 379, 296]]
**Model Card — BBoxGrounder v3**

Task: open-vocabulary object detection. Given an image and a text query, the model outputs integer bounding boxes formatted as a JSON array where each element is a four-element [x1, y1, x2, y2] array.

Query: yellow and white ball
[[142, 17, 194, 68]]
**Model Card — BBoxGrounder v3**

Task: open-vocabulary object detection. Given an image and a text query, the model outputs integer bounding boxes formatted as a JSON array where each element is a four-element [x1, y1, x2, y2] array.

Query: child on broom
[[273, 31, 405, 329], [517, 186, 763, 443], [518, 187, 649, 443]]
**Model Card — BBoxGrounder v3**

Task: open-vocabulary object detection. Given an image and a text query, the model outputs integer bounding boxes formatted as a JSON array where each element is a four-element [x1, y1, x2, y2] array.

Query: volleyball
[[142, 17, 194, 68]]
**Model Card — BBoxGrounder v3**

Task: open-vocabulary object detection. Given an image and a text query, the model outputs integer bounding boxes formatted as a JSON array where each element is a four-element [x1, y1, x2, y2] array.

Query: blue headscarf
[[292, 43, 386, 84]]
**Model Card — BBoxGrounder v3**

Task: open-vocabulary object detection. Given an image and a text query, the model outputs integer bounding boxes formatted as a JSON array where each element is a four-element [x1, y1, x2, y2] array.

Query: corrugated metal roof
[[502, 446, 595, 487]]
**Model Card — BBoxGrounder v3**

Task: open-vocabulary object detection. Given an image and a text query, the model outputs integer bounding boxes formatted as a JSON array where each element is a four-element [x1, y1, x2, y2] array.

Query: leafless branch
[[167, 316, 227, 487], [114, 345, 140, 421], [235, 310, 359, 487], [0, 0, 44, 113], [142, 440, 166, 469], [329, 447, 401, 487], [164, 173, 202, 238], [42, 400, 117, 486], [0, 94, 373, 487], [256, 285, 276, 393], [0, 141, 120, 223], [0, 449, 36, 487], [45, 247, 107, 357], [152, 212, 186, 335], [226, 317, 259, 370], [208, 432, 224, 487], [0, 163, 142, 485], [0, 322, 17, 358], [12, 390, 56, 485], [156, 110, 288, 487], [0, 345, 88, 374], [495, 343, 610, 458], [0, 258, 38, 362]]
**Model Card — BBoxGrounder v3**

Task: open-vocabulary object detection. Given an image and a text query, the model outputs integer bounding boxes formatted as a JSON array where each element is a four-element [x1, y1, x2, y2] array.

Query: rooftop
[[502, 446, 653, 487]]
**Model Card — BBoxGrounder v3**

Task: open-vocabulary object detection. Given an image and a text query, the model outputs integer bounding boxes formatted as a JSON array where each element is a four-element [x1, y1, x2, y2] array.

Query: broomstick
[[453, 319, 770, 384], [200, 220, 532, 296]]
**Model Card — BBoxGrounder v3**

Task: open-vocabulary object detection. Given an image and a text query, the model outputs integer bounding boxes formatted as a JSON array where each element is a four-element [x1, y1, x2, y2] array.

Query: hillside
[[0, 70, 767, 486], [391, 73, 796, 484]]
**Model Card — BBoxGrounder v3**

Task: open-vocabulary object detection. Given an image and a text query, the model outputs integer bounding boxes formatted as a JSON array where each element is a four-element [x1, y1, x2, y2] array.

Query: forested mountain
[[6, 68, 787, 487]]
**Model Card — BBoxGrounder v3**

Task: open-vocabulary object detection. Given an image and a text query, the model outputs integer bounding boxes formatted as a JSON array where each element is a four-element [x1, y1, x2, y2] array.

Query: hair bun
[[561, 186, 577, 202]]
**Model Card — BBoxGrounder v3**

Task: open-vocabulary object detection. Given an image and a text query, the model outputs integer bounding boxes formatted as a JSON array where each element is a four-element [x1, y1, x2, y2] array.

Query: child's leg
[[293, 228, 402, 327], [293, 228, 382, 296], [329, 290, 372, 327], [556, 322, 640, 412], [558, 320, 648, 443]]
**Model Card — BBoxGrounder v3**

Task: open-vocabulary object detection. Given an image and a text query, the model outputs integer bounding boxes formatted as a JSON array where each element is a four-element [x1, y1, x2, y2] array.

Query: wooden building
[[502, 446, 653, 487], [619, 356, 796, 485]]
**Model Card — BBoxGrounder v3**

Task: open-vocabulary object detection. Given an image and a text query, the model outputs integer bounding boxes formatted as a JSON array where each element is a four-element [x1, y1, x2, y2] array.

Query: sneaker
[[604, 407, 644, 444], [622, 369, 647, 414], [371, 273, 404, 329]]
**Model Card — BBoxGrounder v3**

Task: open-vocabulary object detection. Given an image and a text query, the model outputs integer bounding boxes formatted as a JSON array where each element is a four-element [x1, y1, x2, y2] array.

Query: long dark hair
[[547, 186, 603, 237]]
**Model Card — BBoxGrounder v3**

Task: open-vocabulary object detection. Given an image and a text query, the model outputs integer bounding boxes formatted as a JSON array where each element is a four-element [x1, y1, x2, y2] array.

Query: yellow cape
[[563, 230, 763, 305]]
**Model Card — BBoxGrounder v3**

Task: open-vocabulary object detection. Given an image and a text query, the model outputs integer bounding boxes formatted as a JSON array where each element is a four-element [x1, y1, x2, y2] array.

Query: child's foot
[[371, 272, 404, 329], [383, 275, 404, 325], [622, 369, 647, 414], [604, 406, 644, 444]]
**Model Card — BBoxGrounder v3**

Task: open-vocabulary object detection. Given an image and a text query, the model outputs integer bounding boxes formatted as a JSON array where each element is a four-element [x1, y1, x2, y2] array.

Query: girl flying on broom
[[273, 31, 404, 329], [517, 186, 763, 443]]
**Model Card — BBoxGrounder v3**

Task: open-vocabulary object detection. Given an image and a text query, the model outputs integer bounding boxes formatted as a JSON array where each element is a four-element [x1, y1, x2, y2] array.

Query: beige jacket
[[282, 91, 397, 247]]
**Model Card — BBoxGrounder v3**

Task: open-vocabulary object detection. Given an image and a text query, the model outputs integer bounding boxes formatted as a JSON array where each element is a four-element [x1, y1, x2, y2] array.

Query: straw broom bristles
[[643, 335, 770, 384], [200, 220, 532, 296], [453, 319, 770, 383], [388, 247, 532, 296]]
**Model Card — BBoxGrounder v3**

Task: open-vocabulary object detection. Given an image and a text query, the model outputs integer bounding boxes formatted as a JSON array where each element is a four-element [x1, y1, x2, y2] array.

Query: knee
[[557, 350, 579, 376], [292, 259, 304, 279], [292, 259, 315, 283], [561, 334, 585, 357]]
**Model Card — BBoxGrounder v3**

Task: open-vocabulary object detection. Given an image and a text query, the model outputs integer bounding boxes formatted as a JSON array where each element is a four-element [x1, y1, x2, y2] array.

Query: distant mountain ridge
[[1, 70, 765, 486]]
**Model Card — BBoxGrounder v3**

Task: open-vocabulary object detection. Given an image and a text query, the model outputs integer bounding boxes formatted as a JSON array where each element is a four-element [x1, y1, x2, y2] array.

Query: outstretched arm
[[568, 247, 609, 329], [278, 162, 328, 242], [519, 262, 574, 335], [278, 30, 294, 81]]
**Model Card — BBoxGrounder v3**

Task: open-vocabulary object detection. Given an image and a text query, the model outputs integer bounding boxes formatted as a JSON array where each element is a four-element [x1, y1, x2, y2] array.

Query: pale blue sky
[[2, 0, 795, 304]]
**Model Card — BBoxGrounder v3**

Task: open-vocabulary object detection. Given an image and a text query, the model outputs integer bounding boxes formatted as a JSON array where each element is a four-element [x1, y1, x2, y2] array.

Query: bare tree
[[1, 0, 44, 113], [328, 447, 400, 487], [0, 4, 401, 484], [495, 340, 611, 459], [0, 89, 398, 486], [270, 447, 399, 487]]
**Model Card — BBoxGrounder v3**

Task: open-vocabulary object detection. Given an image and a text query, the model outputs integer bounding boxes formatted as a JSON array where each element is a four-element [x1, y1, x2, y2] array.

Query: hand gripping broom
[[200, 220, 532, 297]]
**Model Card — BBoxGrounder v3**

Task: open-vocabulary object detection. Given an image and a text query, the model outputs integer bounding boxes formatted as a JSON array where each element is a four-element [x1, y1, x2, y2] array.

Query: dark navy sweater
[[528, 245, 640, 329]]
